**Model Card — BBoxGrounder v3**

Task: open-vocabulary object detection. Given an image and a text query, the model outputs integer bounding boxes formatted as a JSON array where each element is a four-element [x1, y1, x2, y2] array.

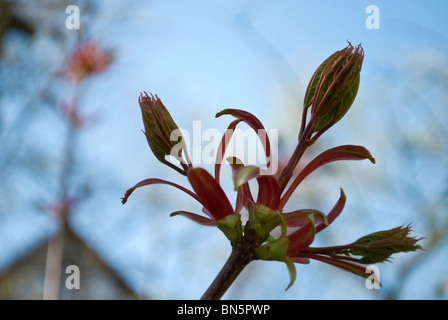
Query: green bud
[[256, 237, 289, 261], [349, 225, 424, 264], [304, 42, 364, 133], [217, 214, 243, 243], [248, 203, 286, 243], [139, 92, 191, 174], [256, 238, 297, 291]]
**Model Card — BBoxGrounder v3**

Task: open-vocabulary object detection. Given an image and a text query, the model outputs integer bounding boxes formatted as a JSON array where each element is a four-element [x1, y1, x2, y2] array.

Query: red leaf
[[122, 178, 200, 204], [232, 165, 280, 210], [283, 189, 345, 237], [170, 211, 217, 226], [280, 145, 374, 209], [256, 175, 281, 210], [316, 189, 346, 233], [286, 217, 316, 255], [227, 157, 255, 208], [282, 209, 327, 227], [214, 119, 241, 184], [297, 253, 370, 279], [216, 109, 272, 171], [187, 167, 234, 221], [291, 257, 310, 264]]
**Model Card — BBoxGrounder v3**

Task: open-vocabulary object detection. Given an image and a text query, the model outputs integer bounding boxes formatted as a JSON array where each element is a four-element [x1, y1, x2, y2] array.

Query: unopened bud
[[350, 225, 423, 264], [304, 42, 364, 132], [139, 92, 191, 174]]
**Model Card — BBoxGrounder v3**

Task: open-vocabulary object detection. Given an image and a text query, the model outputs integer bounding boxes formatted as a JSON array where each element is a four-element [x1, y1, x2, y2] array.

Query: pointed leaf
[[227, 157, 254, 208], [187, 167, 234, 221], [282, 209, 328, 227], [286, 215, 316, 255], [256, 175, 281, 210], [291, 257, 310, 264], [215, 119, 242, 184], [283, 257, 297, 291], [254, 239, 297, 290], [122, 178, 200, 204], [232, 165, 263, 190], [216, 109, 272, 170], [316, 188, 346, 233], [232, 165, 280, 209], [280, 145, 373, 209], [302, 253, 373, 280], [170, 211, 216, 226]]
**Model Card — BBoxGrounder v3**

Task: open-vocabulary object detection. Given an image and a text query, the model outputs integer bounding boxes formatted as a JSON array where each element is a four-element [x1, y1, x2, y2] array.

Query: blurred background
[[0, 0, 447, 299]]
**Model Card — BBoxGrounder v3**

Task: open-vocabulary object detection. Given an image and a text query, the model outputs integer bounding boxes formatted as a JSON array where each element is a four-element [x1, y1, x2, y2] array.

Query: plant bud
[[349, 225, 423, 264], [139, 92, 190, 173], [304, 43, 364, 132]]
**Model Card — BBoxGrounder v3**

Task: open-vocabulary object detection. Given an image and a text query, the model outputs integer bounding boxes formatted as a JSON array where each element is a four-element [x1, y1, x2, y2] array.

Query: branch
[[201, 232, 257, 300]]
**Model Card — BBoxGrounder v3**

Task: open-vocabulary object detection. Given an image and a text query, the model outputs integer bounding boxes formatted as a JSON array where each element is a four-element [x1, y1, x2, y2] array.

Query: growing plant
[[121, 42, 422, 299]]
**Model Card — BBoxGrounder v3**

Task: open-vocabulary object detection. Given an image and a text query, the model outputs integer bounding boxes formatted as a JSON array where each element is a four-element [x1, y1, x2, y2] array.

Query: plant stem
[[201, 234, 257, 300], [277, 122, 314, 191]]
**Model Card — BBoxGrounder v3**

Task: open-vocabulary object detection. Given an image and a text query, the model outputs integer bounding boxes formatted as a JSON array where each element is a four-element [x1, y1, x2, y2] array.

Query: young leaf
[[280, 145, 374, 209]]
